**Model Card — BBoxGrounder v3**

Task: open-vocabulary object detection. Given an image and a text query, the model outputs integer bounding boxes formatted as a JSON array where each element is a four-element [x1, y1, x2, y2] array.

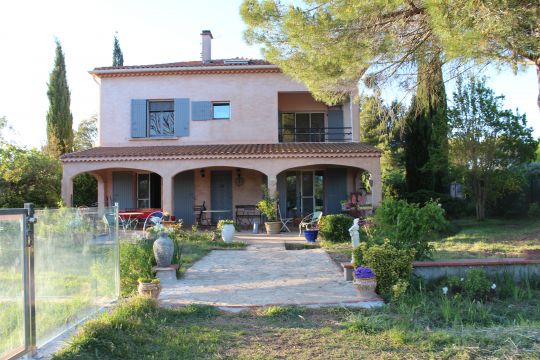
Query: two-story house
[[61, 30, 381, 225]]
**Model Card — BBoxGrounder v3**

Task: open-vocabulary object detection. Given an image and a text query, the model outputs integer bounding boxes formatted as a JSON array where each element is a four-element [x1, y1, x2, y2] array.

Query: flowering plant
[[354, 266, 375, 279]]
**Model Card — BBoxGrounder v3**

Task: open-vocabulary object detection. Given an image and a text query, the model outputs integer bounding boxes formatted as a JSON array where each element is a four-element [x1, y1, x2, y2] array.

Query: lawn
[[432, 218, 540, 259], [322, 218, 540, 263], [54, 283, 540, 360]]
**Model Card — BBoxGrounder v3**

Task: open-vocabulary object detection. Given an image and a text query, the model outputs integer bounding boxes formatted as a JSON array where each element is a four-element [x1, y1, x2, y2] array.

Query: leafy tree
[[72, 115, 98, 207], [112, 33, 124, 67], [0, 145, 61, 208], [46, 40, 73, 158], [73, 115, 97, 151], [448, 77, 536, 220], [404, 52, 448, 193], [359, 93, 406, 196], [241, 1, 539, 107]]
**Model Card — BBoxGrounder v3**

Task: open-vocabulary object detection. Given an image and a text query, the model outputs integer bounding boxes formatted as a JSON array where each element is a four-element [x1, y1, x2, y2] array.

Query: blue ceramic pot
[[304, 230, 318, 243]]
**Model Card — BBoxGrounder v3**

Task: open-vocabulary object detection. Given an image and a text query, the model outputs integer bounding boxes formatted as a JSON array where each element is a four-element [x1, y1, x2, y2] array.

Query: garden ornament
[[349, 218, 360, 262]]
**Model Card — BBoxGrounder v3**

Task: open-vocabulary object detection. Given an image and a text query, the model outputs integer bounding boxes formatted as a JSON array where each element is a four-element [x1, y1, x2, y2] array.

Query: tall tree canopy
[[113, 33, 124, 66], [241, 0, 539, 106], [448, 77, 536, 220], [72, 115, 98, 207], [73, 115, 97, 151], [404, 51, 448, 193], [46, 40, 73, 158]]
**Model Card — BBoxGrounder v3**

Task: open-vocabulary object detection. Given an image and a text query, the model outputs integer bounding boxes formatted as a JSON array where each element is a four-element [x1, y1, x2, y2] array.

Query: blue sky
[[0, 0, 538, 148]]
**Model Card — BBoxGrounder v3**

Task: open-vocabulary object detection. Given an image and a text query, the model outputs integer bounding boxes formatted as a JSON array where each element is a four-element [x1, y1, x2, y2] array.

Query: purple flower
[[354, 267, 375, 279]]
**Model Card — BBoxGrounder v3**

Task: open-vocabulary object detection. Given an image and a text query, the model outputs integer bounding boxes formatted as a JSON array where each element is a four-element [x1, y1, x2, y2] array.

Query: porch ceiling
[[60, 143, 381, 162]]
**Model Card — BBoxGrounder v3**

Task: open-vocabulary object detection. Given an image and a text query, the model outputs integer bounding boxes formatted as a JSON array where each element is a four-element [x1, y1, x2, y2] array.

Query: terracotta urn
[[353, 277, 377, 294], [153, 232, 174, 267]]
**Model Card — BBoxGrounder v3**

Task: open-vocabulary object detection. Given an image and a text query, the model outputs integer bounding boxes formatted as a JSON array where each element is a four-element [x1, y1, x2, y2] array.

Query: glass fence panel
[[0, 213, 26, 359], [34, 207, 119, 346]]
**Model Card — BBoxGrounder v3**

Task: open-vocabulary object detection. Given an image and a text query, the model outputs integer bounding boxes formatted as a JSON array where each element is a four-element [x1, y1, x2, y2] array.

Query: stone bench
[[341, 262, 354, 281]]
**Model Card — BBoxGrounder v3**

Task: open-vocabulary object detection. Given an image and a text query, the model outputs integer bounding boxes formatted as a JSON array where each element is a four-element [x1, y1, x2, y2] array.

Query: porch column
[[162, 176, 174, 215], [371, 164, 382, 207], [61, 174, 73, 207], [97, 176, 106, 209], [266, 172, 278, 197]]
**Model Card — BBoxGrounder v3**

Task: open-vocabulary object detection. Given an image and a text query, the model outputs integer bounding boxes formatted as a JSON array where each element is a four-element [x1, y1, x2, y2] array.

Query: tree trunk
[[475, 179, 487, 221], [536, 59, 540, 109]]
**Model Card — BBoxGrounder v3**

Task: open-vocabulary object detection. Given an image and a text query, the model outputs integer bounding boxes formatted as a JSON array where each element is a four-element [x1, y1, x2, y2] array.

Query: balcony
[[278, 127, 353, 143]]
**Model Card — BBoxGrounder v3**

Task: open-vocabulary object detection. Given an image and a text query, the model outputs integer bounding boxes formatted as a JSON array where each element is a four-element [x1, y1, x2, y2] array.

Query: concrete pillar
[[162, 176, 174, 215], [97, 176, 106, 209], [266, 173, 278, 197], [61, 174, 73, 207], [370, 162, 382, 207]]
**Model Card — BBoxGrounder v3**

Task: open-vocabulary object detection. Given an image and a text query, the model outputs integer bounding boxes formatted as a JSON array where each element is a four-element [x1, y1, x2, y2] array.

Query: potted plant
[[257, 185, 281, 235], [353, 267, 377, 294], [137, 278, 161, 298], [304, 224, 319, 242], [217, 219, 236, 243]]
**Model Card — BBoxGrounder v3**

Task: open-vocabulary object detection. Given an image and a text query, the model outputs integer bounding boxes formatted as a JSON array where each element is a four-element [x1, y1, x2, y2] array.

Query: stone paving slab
[[160, 236, 383, 310]]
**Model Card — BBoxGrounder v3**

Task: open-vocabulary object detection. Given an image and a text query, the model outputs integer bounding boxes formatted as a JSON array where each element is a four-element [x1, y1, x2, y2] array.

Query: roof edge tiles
[[61, 143, 382, 162]]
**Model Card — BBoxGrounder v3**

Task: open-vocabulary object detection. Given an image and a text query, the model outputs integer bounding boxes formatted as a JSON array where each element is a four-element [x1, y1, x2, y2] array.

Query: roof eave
[[89, 64, 280, 77]]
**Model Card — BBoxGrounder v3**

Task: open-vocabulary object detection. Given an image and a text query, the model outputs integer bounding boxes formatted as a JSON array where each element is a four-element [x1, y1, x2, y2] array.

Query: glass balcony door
[[280, 113, 325, 142]]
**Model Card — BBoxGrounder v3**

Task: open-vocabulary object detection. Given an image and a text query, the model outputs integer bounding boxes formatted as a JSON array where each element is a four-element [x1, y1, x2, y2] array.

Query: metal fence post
[[23, 203, 37, 354]]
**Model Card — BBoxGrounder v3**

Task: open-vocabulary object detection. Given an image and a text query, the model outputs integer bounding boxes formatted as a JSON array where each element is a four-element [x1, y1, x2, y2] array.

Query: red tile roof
[[61, 143, 381, 161], [93, 59, 273, 71]]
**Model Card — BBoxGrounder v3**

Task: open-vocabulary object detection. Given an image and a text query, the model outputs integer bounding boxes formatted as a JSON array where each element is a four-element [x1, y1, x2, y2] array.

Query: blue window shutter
[[325, 168, 348, 214], [131, 99, 147, 138], [174, 98, 190, 136], [328, 106, 344, 142], [191, 101, 212, 121]]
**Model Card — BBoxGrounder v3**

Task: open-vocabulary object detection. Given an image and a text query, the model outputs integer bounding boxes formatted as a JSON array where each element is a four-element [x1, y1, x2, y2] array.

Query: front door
[[299, 171, 324, 216], [211, 171, 232, 223]]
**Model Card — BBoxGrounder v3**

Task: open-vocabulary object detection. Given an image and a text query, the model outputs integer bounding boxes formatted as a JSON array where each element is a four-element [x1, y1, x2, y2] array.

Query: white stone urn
[[153, 232, 174, 267], [221, 224, 235, 243]]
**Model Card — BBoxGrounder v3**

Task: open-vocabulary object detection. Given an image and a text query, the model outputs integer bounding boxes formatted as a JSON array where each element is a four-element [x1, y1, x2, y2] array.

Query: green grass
[[432, 218, 540, 259], [54, 286, 540, 359], [321, 218, 540, 262]]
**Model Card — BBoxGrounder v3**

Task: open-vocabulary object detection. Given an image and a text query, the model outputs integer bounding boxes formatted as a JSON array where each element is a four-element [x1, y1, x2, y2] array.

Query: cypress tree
[[46, 40, 73, 158], [112, 33, 124, 66], [404, 51, 448, 193]]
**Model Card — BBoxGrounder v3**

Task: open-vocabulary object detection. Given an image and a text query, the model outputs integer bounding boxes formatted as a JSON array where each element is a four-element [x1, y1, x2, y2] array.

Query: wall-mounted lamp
[[200, 169, 205, 178]]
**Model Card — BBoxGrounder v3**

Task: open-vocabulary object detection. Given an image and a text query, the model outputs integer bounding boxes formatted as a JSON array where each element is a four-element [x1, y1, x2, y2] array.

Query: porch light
[[200, 169, 205, 178]]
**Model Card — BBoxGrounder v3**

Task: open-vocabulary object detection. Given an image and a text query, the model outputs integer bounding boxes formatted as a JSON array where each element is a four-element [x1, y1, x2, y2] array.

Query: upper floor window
[[213, 102, 230, 119], [148, 100, 174, 137]]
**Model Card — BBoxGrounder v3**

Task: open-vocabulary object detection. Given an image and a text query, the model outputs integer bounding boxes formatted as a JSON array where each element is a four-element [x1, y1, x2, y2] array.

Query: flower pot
[[353, 277, 377, 294], [153, 232, 174, 267], [304, 229, 319, 243], [221, 224, 235, 243], [138, 282, 161, 299], [264, 221, 281, 234]]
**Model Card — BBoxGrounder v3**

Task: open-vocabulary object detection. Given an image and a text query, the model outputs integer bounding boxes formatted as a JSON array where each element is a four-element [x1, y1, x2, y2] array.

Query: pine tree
[[404, 51, 448, 193], [113, 33, 124, 66], [46, 40, 73, 158]]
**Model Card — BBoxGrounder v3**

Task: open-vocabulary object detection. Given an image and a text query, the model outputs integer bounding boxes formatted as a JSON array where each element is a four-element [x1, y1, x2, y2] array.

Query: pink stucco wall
[[97, 72, 359, 146]]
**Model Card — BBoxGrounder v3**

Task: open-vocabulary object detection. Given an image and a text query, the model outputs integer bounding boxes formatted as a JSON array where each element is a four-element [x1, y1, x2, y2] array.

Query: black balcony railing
[[278, 127, 353, 143]]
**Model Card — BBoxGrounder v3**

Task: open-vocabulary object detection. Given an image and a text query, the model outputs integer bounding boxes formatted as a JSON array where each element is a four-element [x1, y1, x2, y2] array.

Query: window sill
[[129, 137, 179, 141]]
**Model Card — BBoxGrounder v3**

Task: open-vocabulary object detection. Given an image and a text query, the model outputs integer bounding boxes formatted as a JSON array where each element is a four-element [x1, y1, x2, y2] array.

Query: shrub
[[318, 214, 353, 242], [359, 241, 415, 301], [120, 240, 155, 296], [528, 203, 540, 218], [371, 198, 449, 260], [463, 269, 492, 300]]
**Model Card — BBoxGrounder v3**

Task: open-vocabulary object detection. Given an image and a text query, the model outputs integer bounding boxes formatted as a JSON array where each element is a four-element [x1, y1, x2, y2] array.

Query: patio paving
[[159, 232, 383, 311]]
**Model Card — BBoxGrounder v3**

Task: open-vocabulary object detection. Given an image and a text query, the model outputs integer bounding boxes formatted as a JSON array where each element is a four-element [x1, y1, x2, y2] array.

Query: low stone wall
[[413, 258, 540, 282]]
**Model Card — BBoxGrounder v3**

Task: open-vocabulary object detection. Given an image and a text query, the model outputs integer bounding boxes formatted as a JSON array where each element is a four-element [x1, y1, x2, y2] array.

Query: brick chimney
[[201, 30, 213, 64]]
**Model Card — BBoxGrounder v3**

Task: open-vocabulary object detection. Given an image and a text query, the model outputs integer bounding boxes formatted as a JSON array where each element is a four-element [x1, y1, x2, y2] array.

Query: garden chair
[[278, 202, 293, 232], [194, 201, 209, 227], [142, 211, 164, 232], [298, 211, 323, 235]]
